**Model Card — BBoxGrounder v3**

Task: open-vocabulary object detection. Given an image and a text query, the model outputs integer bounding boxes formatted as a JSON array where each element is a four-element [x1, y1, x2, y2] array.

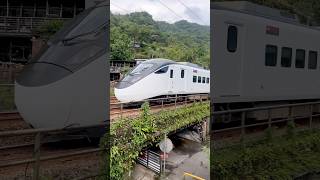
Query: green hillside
[[110, 12, 210, 68]]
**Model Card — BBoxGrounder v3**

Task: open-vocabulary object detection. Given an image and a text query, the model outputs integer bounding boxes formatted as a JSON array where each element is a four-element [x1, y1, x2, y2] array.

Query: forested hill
[[110, 12, 210, 68]]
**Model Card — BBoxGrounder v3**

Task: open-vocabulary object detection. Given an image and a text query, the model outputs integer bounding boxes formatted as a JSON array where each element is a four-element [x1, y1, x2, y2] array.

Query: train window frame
[[295, 49, 306, 69], [193, 76, 197, 83], [265, 45, 278, 67], [308, 51, 317, 70], [198, 76, 201, 83], [202, 77, 206, 83], [206, 77, 209, 84], [281, 47, 292, 68], [227, 25, 238, 53], [155, 66, 169, 74], [170, 69, 173, 78], [181, 69, 185, 78]]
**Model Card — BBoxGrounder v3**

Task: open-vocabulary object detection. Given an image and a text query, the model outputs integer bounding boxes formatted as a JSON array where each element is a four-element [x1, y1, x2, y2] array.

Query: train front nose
[[15, 63, 73, 129], [114, 81, 135, 103]]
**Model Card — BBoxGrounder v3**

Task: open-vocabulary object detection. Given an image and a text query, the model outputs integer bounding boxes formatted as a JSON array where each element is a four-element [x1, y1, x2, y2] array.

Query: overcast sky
[[110, 0, 210, 26]]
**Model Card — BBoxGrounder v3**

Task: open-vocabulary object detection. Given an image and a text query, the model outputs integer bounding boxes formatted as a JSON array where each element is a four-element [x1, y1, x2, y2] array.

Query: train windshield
[[116, 59, 175, 89], [130, 63, 154, 75], [49, 4, 107, 44], [30, 3, 108, 71]]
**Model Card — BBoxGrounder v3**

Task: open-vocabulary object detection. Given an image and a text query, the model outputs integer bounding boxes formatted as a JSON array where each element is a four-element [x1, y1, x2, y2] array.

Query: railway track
[[0, 111, 30, 131], [0, 95, 209, 179], [0, 140, 103, 179]]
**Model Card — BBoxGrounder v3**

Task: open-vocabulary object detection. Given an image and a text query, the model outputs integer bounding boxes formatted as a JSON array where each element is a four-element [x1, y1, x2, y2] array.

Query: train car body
[[15, 2, 109, 130], [212, 1, 320, 106], [115, 59, 210, 103]]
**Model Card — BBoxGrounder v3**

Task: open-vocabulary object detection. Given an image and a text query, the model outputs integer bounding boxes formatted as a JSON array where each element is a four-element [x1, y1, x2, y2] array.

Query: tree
[[110, 27, 134, 60]]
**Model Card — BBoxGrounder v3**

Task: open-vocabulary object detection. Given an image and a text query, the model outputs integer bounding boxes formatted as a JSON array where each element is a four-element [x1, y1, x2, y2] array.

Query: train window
[[206, 77, 209, 84], [198, 76, 201, 83], [170, 69, 173, 78], [295, 49, 305, 68], [155, 66, 168, 74], [265, 45, 277, 66], [202, 77, 205, 83], [193, 76, 197, 83], [281, 47, 292, 67], [181, 70, 185, 78], [308, 51, 317, 69], [227, 26, 238, 53]]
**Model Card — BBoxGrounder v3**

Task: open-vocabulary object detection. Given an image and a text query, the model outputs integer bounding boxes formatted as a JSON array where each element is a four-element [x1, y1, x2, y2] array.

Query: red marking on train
[[266, 25, 279, 36]]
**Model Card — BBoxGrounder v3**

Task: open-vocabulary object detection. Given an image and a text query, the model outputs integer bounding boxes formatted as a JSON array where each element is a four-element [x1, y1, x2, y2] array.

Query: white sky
[[110, 0, 210, 26]]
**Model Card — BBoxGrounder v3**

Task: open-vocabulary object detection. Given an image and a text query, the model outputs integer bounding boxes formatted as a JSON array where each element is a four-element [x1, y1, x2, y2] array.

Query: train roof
[[144, 58, 205, 70], [177, 62, 205, 69], [211, 1, 299, 24]]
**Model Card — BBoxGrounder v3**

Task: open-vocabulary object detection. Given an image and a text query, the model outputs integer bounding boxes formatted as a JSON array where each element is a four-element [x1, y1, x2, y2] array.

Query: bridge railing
[[212, 101, 320, 149], [110, 94, 210, 119]]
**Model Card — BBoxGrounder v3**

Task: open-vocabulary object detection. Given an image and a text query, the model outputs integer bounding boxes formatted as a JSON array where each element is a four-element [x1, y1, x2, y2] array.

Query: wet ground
[[165, 137, 209, 180], [131, 131, 209, 180]]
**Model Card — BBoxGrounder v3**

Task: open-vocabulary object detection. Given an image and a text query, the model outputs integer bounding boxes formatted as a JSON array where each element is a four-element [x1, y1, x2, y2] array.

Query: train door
[[174, 67, 186, 93], [168, 65, 181, 94], [224, 23, 244, 96], [212, 18, 245, 97]]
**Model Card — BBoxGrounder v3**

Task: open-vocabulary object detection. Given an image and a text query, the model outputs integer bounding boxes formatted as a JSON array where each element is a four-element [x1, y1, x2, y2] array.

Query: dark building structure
[[0, 0, 91, 64]]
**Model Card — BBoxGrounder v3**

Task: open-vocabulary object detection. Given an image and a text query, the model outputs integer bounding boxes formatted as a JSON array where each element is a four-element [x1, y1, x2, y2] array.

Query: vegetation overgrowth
[[101, 101, 210, 179], [212, 127, 320, 179]]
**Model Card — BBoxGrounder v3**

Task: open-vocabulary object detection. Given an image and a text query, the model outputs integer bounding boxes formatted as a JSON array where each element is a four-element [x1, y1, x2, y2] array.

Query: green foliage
[[110, 12, 209, 68], [33, 20, 64, 40], [0, 86, 15, 110], [101, 102, 210, 179], [212, 130, 320, 179], [110, 27, 134, 60], [286, 121, 296, 139], [265, 126, 275, 142]]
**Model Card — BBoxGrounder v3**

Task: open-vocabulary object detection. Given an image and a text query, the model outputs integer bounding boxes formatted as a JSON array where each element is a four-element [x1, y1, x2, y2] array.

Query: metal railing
[[0, 124, 106, 180], [212, 101, 320, 149], [0, 6, 83, 18], [110, 94, 210, 120], [0, 16, 70, 34], [110, 61, 136, 68], [137, 150, 162, 174]]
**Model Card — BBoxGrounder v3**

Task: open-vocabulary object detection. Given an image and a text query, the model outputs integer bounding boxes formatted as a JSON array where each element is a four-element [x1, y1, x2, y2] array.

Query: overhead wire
[[176, 0, 206, 25], [110, 2, 130, 13], [157, 0, 184, 20]]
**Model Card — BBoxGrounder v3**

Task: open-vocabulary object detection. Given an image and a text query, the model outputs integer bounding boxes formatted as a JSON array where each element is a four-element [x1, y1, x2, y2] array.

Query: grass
[[211, 128, 320, 179], [0, 85, 15, 111]]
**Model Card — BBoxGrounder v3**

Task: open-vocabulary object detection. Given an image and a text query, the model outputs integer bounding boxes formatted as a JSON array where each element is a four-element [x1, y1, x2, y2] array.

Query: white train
[[15, 2, 108, 130], [212, 1, 320, 110], [115, 58, 210, 103]]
